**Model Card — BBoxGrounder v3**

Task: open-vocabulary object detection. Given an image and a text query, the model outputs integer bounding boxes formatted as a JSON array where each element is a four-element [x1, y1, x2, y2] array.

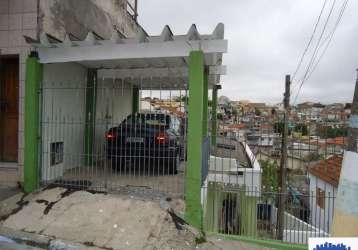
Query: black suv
[[106, 113, 182, 174]]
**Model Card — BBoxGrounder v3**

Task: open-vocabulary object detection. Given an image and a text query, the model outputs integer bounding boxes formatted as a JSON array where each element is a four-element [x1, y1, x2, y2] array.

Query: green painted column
[[24, 53, 43, 193], [185, 50, 205, 229], [132, 86, 139, 114], [211, 85, 218, 146], [202, 72, 208, 139], [84, 69, 97, 166]]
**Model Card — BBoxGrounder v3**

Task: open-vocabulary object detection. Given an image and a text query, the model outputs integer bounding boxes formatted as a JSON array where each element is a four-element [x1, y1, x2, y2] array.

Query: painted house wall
[[94, 80, 133, 153], [41, 62, 87, 181], [308, 174, 337, 234]]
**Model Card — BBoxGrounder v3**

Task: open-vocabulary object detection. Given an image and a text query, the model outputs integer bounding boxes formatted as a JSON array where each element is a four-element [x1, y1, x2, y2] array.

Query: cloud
[[138, 0, 358, 104]]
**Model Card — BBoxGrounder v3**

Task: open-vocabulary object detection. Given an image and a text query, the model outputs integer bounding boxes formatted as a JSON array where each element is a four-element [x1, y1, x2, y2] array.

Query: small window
[[51, 142, 64, 166], [316, 187, 325, 209]]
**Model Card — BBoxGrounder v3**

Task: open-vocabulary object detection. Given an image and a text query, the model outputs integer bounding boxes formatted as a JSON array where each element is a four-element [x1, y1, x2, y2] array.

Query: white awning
[[26, 23, 228, 89]]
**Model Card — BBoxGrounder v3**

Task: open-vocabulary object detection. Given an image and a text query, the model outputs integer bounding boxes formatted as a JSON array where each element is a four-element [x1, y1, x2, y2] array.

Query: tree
[[180, 96, 188, 103], [232, 108, 238, 116], [317, 126, 348, 139], [344, 103, 351, 109], [208, 99, 212, 107], [259, 159, 279, 193], [232, 108, 238, 123], [293, 124, 308, 136]]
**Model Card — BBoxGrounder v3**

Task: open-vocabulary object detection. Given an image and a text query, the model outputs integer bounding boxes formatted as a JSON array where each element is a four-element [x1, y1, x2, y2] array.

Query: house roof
[[228, 123, 245, 129], [25, 24, 227, 90], [259, 124, 273, 130], [326, 137, 348, 146], [308, 155, 343, 187], [159, 106, 185, 118]]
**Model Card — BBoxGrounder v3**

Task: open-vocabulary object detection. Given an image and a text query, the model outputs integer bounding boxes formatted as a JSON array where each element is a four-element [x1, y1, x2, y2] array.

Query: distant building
[[297, 102, 325, 122], [248, 102, 266, 109], [326, 137, 348, 154]]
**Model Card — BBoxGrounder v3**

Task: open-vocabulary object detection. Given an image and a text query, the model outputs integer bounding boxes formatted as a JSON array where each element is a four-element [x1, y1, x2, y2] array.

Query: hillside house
[[308, 155, 342, 234]]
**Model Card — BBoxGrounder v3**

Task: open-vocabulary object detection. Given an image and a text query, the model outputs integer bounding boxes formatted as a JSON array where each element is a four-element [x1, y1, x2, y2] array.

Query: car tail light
[[106, 131, 117, 140], [155, 132, 168, 144]]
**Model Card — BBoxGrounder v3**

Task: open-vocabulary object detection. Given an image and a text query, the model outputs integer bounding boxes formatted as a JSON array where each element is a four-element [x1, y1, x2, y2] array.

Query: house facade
[[0, 0, 141, 185], [308, 155, 342, 234]]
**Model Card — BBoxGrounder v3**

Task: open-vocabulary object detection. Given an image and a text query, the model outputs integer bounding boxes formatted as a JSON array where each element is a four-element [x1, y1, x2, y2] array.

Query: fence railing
[[202, 123, 343, 245], [37, 80, 189, 196], [203, 185, 334, 244]]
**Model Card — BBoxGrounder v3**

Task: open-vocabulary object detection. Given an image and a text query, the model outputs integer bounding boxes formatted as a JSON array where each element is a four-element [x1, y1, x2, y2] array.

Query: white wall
[[207, 142, 262, 197], [270, 206, 329, 244], [309, 174, 337, 234], [94, 79, 133, 155], [41, 62, 87, 181]]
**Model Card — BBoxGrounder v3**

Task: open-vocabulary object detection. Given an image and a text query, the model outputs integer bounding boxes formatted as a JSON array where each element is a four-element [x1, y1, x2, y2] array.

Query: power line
[[292, 0, 338, 105], [291, 0, 328, 83], [305, 0, 349, 81]]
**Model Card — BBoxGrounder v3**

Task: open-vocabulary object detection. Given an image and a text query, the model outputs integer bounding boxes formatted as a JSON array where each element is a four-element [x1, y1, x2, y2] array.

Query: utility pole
[[348, 69, 358, 152], [134, 0, 138, 21], [277, 75, 290, 240]]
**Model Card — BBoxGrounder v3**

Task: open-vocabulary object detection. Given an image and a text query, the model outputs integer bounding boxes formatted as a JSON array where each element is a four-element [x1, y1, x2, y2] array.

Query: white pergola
[[26, 23, 227, 89]]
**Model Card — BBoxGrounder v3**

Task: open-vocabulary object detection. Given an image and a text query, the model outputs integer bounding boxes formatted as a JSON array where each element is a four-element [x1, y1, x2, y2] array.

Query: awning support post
[[185, 51, 205, 230], [84, 69, 97, 166], [202, 71, 208, 139], [211, 85, 219, 146], [24, 52, 43, 193], [132, 86, 139, 115]]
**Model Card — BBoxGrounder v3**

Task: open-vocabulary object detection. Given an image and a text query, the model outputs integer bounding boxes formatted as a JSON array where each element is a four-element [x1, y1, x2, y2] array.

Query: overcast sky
[[138, 0, 357, 104]]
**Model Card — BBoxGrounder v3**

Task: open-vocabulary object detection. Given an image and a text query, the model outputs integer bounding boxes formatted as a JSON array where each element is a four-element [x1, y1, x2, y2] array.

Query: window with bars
[[316, 187, 325, 209], [50, 142, 64, 166]]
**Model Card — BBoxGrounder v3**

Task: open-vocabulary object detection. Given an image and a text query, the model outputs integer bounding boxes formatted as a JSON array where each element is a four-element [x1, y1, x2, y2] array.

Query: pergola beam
[[97, 65, 226, 79], [36, 40, 228, 64]]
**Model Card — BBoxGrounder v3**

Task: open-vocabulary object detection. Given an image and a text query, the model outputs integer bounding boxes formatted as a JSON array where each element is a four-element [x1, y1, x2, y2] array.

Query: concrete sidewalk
[[0, 242, 42, 250], [0, 187, 194, 249], [0, 187, 270, 250], [0, 186, 20, 202]]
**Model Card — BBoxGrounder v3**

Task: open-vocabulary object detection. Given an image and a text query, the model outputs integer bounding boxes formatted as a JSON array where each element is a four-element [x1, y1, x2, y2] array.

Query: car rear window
[[126, 114, 169, 126]]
